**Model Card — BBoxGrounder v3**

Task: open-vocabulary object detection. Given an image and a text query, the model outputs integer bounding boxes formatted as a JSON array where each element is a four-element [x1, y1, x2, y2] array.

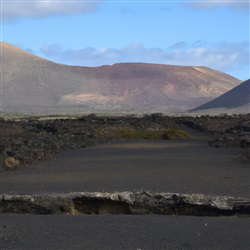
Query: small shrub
[[163, 128, 192, 140], [101, 127, 191, 141]]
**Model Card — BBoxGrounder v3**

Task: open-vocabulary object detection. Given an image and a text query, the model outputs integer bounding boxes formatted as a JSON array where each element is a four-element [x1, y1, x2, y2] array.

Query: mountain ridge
[[0, 42, 242, 114], [191, 79, 250, 112]]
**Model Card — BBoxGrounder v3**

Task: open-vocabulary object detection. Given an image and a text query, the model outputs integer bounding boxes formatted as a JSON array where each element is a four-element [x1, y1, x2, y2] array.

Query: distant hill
[[191, 79, 250, 112], [0, 42, 241, 114]]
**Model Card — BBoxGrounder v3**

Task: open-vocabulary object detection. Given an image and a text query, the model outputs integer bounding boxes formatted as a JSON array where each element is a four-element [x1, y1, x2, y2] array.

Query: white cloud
[[183, 0, 249, 11], [165, 41, 249, 71], [2, 0, 103, 21], [39, 41, 249, 79]]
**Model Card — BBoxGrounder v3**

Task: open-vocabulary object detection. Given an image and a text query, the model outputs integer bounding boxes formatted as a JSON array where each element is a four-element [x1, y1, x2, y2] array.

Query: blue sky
[[1, 0, 249, 80]]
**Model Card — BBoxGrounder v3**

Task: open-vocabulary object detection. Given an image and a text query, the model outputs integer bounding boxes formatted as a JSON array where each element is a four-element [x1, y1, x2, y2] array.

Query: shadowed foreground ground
[[1, 139, 250, 249]]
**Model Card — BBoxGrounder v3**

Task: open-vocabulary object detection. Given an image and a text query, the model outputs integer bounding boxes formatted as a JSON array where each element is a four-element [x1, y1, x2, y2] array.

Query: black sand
[[1, 214, 249, 250], [1, 139, 250, 250], [1, 139, 249, 198]]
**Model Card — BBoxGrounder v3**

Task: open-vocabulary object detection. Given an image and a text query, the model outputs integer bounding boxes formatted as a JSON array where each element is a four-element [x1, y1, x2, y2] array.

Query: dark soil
[[0, 113, 249, 172]]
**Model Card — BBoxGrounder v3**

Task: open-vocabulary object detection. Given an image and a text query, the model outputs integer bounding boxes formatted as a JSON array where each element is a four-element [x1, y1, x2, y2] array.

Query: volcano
[[1, 42, 241, 114]]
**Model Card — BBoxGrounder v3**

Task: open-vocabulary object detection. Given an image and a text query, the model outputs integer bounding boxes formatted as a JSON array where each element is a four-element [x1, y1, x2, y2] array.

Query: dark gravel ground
[[1, 139, 249, 197], [1, 214, 250, 250], [1, 114, 249, 250], [1, 114, 249, 172]]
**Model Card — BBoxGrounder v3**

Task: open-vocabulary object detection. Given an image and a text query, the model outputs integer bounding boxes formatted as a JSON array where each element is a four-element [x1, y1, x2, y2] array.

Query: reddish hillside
[[1, 42, 241, 114]]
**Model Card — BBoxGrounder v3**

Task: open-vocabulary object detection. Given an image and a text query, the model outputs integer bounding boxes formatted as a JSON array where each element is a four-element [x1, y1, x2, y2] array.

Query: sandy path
[[1, 139, 249, 198]]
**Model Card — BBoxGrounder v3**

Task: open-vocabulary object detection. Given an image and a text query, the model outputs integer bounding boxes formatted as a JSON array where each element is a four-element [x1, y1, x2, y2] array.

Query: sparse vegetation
[[96, 127, 191, 141], [163, 128, 192, 140]]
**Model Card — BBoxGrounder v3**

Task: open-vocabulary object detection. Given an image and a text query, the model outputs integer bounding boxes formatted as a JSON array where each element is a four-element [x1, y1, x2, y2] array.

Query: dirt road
[[1, 139, 248, 198], [1, 139, 250, 249]]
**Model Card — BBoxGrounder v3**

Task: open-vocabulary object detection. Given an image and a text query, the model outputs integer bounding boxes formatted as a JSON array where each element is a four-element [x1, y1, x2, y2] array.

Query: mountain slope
[[0, 42, 241, 113], [192, 79, 250, 111]]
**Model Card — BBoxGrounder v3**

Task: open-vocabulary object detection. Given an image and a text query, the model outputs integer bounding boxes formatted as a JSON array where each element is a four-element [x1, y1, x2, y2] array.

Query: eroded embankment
[[1, 192, 250, 217]]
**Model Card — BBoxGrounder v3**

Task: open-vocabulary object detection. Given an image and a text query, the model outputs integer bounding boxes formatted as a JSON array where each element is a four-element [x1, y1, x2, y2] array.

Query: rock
[[0, 192, 249, 216], [4, 157, 19, 170]]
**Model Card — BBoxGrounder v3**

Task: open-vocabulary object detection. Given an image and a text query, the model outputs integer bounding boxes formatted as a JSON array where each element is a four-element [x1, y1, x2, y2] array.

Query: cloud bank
[[183, 0, 249, 11], [2, 0, 103, 21], [40, 41, 249, 80]]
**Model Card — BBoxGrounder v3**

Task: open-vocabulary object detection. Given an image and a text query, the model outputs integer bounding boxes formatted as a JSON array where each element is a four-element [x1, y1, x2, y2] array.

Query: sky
[[1, 0, 249, 81]]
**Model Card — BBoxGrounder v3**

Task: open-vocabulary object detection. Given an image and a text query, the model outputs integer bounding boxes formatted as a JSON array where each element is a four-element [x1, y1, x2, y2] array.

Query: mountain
[[191, 79, 250, 112], [0, 42, 241, 114]]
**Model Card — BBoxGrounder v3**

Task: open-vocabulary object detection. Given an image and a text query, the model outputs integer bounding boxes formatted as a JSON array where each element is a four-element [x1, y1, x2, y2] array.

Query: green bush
[[105, 127, 191, 140], [163, 128, 192, 140]]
